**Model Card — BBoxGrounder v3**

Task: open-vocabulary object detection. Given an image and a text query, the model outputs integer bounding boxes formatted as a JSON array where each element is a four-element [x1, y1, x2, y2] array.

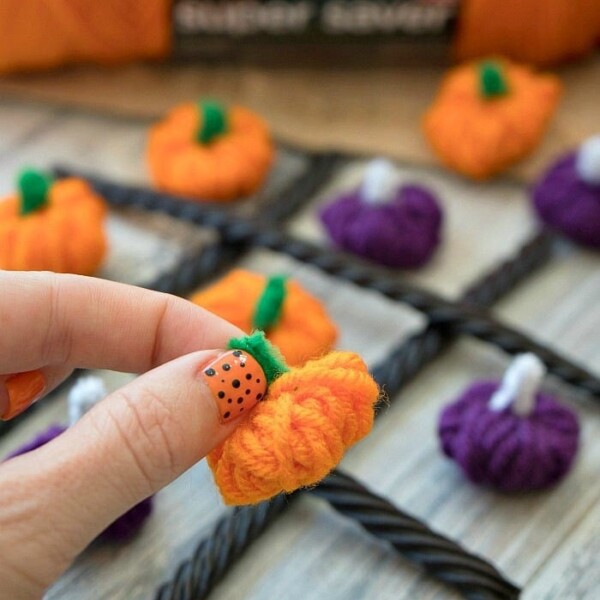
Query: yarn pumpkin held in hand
[[0, 170, 107, 274], [207, 332, 379, 505], [438, 354, 579, 492], [5, 377, 153, 542], [423, 59, 561, 180], [147, 100, 274, 201], [532, 136, 600, 248], [320, 158, 443, 269], [190, 270, 337, 366]]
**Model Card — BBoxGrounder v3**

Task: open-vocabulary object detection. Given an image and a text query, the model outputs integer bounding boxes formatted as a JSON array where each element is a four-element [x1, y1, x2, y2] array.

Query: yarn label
[[173, 0, 458, 61]]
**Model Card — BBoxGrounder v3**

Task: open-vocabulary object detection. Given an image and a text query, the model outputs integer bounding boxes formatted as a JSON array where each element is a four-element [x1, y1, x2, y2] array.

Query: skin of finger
[[0, 365, 74, 419], [0, 349, 248, 596], [0, 271, 242, 374]]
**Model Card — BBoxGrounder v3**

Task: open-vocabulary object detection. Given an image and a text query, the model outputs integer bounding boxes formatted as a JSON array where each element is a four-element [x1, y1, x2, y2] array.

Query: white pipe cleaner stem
[[488, 353, 546, 416], [68, 375, 107, 426], [575, 135, 600, 186], [361, 158, 398, 204]]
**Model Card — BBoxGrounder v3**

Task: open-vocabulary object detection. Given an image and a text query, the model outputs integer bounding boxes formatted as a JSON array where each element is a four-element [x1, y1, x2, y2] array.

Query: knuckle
[[101, 386, 184, 492], [41, 276, 74, 364]]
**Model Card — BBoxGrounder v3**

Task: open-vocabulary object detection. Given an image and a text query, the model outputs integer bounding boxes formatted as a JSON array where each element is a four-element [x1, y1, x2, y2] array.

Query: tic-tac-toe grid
[[1, 135, 598, 600]]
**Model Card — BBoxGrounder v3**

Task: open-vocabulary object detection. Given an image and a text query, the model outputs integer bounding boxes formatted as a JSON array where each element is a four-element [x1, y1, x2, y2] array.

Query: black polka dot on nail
[[245, 373, 252, 380], [237, 397, 243, 404], [240, 407, 244, 412], [256, 379, 261, 384], [228, 398, 232, 404], [223, 364, 231, 371], [218, 391, 225, 399], [245, 389, 251, 395], [232, 379, 240, 389], [240, 362, 246, 368], [224, 411, 230, 419], [205, 368, 215, 376], [256, 393, 263, 400], [232, 350, 242, 357]]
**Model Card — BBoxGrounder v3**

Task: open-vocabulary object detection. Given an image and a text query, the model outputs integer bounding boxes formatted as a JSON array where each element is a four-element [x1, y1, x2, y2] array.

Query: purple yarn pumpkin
[[320, 184, 443, 269], [438, 381, 579, 492], [6, 424, 67, 459], [6, 424, 153, 541], [532, 151, 600, 248]]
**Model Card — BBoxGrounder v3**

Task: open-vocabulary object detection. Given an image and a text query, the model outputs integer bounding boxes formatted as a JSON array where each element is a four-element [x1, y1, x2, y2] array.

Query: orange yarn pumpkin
[[208, 345, 379, 505], [423, 59, 561, 180], [147, 100, 274, 202], [0, 171, 107, 274], [190, 270, 338, 366], [455, 0, 600, 67]]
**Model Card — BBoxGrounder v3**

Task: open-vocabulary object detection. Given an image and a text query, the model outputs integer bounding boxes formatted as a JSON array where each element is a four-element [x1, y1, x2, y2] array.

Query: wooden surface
[[0, 61, 598, 600], [0, 53, 599, 182]]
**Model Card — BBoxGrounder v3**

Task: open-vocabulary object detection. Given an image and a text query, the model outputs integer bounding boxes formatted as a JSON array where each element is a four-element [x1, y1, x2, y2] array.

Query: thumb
[[0, 348, 266, 592]]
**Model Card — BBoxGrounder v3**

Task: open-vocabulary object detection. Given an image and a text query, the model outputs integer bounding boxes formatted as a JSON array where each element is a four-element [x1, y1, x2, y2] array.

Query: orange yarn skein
[[455, 0, 600, 67], [147, 100, 274, 202], [423, 59, 561, 180], [207, 335, 379, 505], [190, 270, 338, 367], [0, 170, 107, 274], [0, 0, 170, 74]]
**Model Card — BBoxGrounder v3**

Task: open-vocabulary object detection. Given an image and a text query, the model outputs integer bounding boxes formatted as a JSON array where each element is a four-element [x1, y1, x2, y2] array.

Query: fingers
[[0, 271, 242, 374], [0, 347, 264, 595], [0, 366, 74, 420]]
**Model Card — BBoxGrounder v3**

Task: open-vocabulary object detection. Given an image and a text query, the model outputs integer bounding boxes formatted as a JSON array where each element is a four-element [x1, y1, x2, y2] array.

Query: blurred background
[[0, 0, 598, 182]]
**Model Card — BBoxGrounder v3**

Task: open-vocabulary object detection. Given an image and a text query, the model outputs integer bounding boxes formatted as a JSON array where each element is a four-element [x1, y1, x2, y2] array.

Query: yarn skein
[[146, 100, 274, 202], [423, 59, 561, 180], [5, 376, 153, 542], [0, 169, 107, 274], [438, 354, 579, 492], [454, 0, 600, 67], [532, 136, 600, 249], [0, 0, 170, 74], [190, 270, 337, 367], [207, 332, 379, 505], [320, 158, 443, 269]]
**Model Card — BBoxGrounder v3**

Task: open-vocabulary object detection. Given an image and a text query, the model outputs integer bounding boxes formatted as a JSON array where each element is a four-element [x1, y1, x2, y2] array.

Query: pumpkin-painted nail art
[[2, 370, 46, 420], [201, 350, 267, 424]]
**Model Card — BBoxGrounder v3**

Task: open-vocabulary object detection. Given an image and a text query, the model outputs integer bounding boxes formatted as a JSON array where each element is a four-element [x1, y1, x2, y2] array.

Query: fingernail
[[201, 350, 267, 424], [2, 370, 46, 420]]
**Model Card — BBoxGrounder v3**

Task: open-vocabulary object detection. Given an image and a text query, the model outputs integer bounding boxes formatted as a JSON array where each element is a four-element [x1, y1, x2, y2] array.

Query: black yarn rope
[[312, 471, 520, 600], [155, 496, 291, 600], [53, 169, 600, 398], [153, 230, 551, 600], [371, 230, 554, 393], [143, 152, 341, 296], [156, 469, 519, 600], [0, 154, 339, 442]]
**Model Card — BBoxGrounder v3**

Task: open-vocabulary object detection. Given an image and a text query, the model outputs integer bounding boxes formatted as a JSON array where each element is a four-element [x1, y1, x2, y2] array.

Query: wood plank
[[287, 158, 536, 298], [1, 54, 599, 181], [0, 99, 598, 599]]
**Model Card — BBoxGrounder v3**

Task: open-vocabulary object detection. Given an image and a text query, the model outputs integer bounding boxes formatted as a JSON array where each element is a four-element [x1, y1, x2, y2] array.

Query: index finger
[[0, 271, 242, 374]]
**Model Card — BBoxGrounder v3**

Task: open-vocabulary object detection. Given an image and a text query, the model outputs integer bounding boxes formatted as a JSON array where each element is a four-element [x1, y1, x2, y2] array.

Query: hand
[[0, 271, 249, 599]]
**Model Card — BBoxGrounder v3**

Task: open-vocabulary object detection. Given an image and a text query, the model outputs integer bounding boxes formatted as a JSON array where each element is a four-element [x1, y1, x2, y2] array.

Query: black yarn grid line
[[153, 230, 553, 600], [52, 168, 600, 399], [0, 152, 340, 442], [145, 151, 342, 296], [44, 165, 547, 597]]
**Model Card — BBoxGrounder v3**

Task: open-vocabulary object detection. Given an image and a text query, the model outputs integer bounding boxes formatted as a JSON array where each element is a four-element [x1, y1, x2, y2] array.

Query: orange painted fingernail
[[2, 370, 46, 420], [201, 350, 267, 424]]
